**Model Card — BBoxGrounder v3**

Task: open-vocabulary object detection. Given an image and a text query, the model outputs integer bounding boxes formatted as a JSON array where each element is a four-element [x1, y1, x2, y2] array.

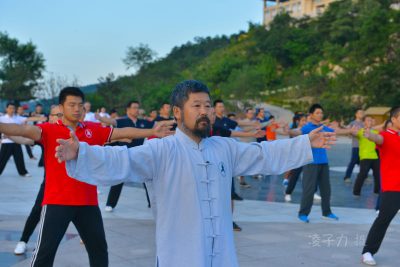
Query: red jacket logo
[[85, 129, 93, 138]]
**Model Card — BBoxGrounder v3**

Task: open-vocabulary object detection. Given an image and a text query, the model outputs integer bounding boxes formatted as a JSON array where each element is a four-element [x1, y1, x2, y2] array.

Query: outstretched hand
[[153, 120, 176, 138], [308, 126, 336, 148], [252, 129, 266, 138], [363, 127, 373, 139], [350, 125, 361, 135], [55, 131, 80, 163]]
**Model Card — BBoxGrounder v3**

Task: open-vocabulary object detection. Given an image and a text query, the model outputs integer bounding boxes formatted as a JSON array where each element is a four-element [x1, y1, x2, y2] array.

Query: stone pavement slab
[[0, 145, 398, 267]]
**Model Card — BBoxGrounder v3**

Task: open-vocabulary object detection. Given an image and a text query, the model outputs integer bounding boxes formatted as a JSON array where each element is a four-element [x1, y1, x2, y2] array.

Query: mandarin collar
[[175, 127, 207, 150]]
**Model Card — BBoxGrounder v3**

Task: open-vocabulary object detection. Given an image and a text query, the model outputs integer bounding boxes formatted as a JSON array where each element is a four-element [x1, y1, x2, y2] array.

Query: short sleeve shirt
[[357, 128, 378, 160], [301, 122, 334, 164], [38, 120, 113, 206], [377, 129, 400, 192], [266, 123, 279, 141]]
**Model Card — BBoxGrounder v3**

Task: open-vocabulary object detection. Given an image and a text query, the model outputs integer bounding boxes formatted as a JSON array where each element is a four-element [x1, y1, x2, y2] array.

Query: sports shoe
[[313, 193, 321, 200], [362, 252, 376, 265], [232, 193, 243, 201], [322, 213, 339, 221], [344, 177, 351, 183], [233, 222, 242, 231], [298, 215, 309, 223], [104, 206, 113, 212], [284, 194, 292, 202], [282, 179, 289, 186], [14, 241, 27, 255], [240, 182, 251, 188], [21, 173, 32, 177]]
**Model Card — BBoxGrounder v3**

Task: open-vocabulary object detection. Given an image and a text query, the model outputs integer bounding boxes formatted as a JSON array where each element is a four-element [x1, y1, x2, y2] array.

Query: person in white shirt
[[0, 102, 44, 177], [83, 101, 98, 122], [16, 106, 36, 160], [56, 80, 335, 267], [99, 107, 110, 118]]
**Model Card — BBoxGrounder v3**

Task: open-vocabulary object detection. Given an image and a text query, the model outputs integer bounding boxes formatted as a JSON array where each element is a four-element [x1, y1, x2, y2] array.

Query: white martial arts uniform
[[66, 128, 313, 267]]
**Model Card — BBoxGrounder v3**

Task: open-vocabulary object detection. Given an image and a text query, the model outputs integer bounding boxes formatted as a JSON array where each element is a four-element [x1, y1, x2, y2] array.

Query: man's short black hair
[[362, 115, 373, 121], [35, 103, 43, 107], [59, 87, 85, 105], [245, 107, 254, 113], [309, 103, 324, 114], [213, 99, 224, 107], [389, 106, 400, 120], [126, 101, 140, 108], [6, 102, 16, 108], [160, 102, 170, 107], [171, 80, 210, 109], [384, 119, 392, 130]]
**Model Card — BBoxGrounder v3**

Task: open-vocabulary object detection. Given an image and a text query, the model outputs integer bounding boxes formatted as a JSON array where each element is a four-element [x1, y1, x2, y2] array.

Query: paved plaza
[[0, 138, 399, 267]]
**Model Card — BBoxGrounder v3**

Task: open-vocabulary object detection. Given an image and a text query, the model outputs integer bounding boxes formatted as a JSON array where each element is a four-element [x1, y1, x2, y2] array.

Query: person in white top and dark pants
[[0, 102, 30, 176]]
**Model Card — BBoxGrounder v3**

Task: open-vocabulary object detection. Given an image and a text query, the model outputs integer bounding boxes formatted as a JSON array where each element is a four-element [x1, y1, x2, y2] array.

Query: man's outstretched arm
[[363, 128, 383, 145], [56, 131, 157, 186], [0, 123, 41, 141], [231, 126, 336, 176], [109, 120, 175, 142]]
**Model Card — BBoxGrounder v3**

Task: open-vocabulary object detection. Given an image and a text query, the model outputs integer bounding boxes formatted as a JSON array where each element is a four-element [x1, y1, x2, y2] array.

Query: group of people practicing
[[0, 80, 398, 266]]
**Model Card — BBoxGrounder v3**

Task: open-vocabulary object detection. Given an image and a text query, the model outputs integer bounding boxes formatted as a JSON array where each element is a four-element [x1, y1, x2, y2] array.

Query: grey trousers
[[299, 164, 332, 216]]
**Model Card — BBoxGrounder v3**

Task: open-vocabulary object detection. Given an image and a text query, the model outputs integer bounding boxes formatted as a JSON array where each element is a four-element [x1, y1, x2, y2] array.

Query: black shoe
[[232, 193, 243, 201], [233, 222, 242, 231]]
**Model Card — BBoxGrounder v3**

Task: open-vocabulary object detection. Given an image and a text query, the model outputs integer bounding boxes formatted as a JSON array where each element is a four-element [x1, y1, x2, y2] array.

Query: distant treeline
[[88, 0, 400, 120]]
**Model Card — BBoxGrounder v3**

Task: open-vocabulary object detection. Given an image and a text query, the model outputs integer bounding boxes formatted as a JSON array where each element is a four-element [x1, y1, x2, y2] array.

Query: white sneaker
[[313, 193, 321, 200], [362, 252, 376, 265], [21, 173, 32, 177], [14, 241, 27, 255], [284, 194, 292, 202], [104, 206, 113, 212]]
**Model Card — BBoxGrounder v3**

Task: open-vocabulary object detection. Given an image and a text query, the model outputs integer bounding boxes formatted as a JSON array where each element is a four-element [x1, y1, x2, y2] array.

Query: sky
[[1, 0, 264, 86]]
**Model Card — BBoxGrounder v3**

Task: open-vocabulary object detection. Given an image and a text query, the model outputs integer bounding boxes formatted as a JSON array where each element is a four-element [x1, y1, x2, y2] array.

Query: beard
[[182, 114, 211, 139]]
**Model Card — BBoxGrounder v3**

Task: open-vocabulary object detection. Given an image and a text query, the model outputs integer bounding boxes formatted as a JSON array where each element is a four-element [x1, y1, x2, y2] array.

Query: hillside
[[87, 0, 400, 120]]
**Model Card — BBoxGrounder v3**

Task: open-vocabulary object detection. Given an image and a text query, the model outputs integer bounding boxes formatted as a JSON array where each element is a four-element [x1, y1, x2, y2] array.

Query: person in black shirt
[[97, 101, 155, 211], [212, 101, 264, 231]]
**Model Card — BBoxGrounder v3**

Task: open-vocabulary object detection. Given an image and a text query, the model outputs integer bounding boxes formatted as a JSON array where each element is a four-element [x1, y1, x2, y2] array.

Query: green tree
[[0, 32, 45, 102], [122, 43, 157, 71], [97, 73, 122, 109]]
